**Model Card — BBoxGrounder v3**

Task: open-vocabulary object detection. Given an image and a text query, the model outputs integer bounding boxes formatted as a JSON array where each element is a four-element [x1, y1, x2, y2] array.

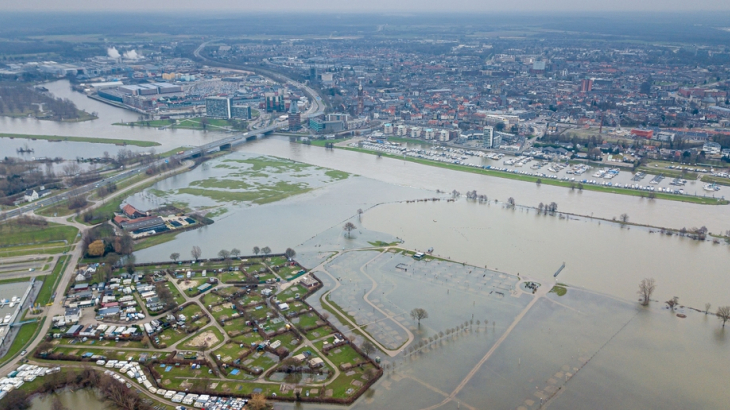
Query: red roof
[[113, 215, 129, 225], [122, 204, 139, 216]]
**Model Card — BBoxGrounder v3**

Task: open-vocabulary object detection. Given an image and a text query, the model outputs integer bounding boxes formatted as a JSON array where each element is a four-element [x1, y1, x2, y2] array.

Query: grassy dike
[[0, 133, 160, 147], [338, 145, 728, 205]]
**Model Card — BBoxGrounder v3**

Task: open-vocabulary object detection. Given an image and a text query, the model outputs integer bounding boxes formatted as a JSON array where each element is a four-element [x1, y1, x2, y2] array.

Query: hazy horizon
[[3, 0, 730, 12]]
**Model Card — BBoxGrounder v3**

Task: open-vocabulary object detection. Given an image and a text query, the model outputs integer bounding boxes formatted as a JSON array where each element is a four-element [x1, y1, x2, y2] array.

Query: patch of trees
[[15, 214, 48, 226], [82, 225, 133, 258], [0, 84, 89, 121], [67, 195, 88, 210], [96, 182, 118, 198]]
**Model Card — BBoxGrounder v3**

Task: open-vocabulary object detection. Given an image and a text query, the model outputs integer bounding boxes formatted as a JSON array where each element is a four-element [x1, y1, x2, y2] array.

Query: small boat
[[704, 183, 720, 192]]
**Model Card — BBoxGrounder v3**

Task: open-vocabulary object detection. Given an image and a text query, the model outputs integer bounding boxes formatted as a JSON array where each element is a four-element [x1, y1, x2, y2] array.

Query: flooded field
[[131, 162, 431, 263], [29, 389, 109, 410], [363, 199, 730, 308], [5, 85, 726, 409], [125, 153, 351, 212], [273, 250, 730, 410], [236, 138, 730, 232]]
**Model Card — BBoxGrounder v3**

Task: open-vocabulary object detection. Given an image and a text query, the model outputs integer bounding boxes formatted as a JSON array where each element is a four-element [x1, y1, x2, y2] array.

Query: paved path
[[316, 248, 414, 358], [419, 284, 552, 410]]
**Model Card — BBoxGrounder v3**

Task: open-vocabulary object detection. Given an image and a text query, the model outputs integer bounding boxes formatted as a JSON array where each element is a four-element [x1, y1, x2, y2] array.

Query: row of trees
[[638, 278, 730, 327], [180, 245, 289, 263], [537, 202, 558, 214]]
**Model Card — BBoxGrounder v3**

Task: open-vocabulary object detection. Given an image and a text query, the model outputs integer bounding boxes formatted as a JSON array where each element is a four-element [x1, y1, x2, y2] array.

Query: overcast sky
[[4, 0, 730, 12]]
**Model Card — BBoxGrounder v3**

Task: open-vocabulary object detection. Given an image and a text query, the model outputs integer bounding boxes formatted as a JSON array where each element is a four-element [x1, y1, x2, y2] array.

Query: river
[[0, 79, 229, 153], [2, 80, 728, 232]]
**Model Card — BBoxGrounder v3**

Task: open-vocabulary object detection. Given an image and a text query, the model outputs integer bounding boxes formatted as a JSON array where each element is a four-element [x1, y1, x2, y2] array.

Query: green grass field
[[0, 221, 78, 249], [134, 232, 180, 252], [0, 133, 160, 147], [0, 319, 42, 366], [115, 117, 247, 131], [35, 255, 69, 305]]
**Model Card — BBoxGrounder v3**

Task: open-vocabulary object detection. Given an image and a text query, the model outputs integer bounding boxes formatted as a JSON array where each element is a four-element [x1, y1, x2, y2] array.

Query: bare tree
[[410, 308, 429, 327], [665, 296, 679, 311], [705, 303, 712, 314], [218, 249, 231, 260], [343, 222, 356, 238], [620, 213, 629, 224], [361, 340, 376, 357], [717, 306, 730, 328], [261, 246, 271, 256], [170, 252, 180, 263], [507, 197, 515, 207], [285, 248, 296, 259], [230, 248, 241, 259], [62, 162, 81, 177], [637, 278, 656, 306], [253, 246, 260, 256], [357, 208, 363, 220], [191, 246, 202, 261]]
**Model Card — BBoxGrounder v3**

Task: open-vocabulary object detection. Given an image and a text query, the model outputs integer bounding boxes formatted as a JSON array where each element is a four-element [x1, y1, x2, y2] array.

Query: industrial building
[[205, 97, 232, 119], [288, 102, 301, 131], [309, 115, 344, 134], [205, 97, 251, 120]]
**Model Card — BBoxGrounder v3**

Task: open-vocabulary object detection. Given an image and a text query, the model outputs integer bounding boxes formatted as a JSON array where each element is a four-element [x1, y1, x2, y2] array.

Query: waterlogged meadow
[[125, 153, 349, 217]]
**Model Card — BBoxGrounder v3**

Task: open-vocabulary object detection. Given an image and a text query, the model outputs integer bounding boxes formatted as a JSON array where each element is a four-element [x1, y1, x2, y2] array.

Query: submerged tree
[[191, 245, 202, 261], [665, 296, 679, 311], [253, 246, 260, 256], [361, 340, 376, 357], [637, 278, 656, 306], [343, 222, 356, 238], [717, 306, 730, 328], [410, 308, 429, 327], [170, 252, 180, 263]]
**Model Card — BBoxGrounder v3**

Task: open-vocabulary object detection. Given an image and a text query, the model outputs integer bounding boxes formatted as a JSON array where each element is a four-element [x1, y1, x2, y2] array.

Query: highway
[[194, 40, 325, 118]]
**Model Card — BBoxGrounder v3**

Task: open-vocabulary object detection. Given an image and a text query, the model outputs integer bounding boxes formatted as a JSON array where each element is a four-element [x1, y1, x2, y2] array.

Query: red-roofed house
[[122, 204, 144, 219]]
